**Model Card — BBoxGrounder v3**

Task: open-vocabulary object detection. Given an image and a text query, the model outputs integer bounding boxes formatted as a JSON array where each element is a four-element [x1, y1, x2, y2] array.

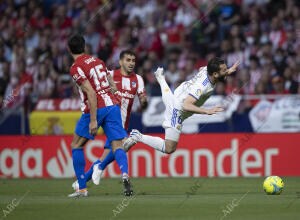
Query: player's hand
[[89, 120, 98, 136], [154, 67, 164, 76], [206, 106, 224, 115], [227, 60, 240, 75]]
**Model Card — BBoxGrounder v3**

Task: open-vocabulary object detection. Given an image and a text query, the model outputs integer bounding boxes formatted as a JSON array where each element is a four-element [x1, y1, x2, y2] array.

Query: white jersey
[[162, 67, 214, 135], [174, 66, 214, 121]]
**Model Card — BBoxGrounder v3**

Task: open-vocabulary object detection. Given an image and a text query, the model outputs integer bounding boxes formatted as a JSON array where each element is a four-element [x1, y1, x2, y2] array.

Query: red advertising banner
[[0, 134, 299, 178], [35, 99, 81, 111]]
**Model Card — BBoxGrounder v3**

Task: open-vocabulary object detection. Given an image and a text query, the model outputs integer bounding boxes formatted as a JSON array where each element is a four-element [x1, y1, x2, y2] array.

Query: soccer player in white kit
[[124, 57, 239, 154]]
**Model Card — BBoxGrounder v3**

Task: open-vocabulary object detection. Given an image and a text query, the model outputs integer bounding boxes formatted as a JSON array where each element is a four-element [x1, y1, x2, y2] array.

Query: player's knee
[[71, 141, 81, 149], [164, 143, 177, 154], [164, 148, 175, 154], [111, 140, 123, 151]]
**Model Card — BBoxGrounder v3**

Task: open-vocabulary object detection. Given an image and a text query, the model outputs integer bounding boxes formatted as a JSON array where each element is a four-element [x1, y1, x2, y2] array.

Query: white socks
[[158, 78, 174, 104], [140, 134, 165, 153]]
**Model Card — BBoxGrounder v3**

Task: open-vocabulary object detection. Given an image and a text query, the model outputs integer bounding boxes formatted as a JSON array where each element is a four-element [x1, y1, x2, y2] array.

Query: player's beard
[[217, 75, 226, 83], [124, 65, 134, 74]]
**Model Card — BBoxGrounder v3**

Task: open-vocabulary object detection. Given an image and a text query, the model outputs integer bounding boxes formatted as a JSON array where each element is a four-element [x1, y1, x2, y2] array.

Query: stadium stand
[[0, 0, 299, 119]]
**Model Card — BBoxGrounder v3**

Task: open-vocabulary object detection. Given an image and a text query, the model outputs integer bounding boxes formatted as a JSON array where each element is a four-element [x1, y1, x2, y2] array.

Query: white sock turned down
[[140, 134, 165, 153]]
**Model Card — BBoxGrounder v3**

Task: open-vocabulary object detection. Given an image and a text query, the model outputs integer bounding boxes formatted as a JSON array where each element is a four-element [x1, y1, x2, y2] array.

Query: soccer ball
[[263, 176, 284, 195]]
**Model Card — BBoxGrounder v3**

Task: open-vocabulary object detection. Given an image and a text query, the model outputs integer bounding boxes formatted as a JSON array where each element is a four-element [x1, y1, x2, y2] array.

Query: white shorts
[[162, 93, 183, 142], [165, 127, 181, 142]]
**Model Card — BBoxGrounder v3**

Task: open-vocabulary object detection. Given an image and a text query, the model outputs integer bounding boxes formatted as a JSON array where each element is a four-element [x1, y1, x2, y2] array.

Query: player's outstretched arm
[[226, 60, 240, 75], [205, 106, 224, 115], [182, 95, 210, 114], [183, 95, 224, 115], [80, 80, 98, 135]]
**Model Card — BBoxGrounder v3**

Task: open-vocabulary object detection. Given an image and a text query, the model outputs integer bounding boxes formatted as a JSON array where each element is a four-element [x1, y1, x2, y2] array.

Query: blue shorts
[[75, 105, 127, 144], [104, 129, 129, 149]]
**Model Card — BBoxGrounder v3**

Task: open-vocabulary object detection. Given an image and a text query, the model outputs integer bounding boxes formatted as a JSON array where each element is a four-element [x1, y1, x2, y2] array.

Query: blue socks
[[84, 149, 118, 184], [84, 149, 114, 183], [99, 150, 115, 170], [79, 148, 128, 187], [114, 148, 128, 175], [72, 148, 86, 190], [85, 159, 101, 182]]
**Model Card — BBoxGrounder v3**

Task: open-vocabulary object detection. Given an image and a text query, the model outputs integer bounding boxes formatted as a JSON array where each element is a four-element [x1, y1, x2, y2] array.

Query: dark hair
[[207, 57, 225, 75], [119, 50, 136, 60], [68, 34, 85, 54]]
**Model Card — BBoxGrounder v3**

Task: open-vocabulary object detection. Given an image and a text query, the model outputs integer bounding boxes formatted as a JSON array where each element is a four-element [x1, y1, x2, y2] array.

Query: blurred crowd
[[0, 0, 300, 112]]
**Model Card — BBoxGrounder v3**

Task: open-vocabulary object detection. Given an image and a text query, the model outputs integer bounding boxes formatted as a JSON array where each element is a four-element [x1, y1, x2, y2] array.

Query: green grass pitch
[[0, 178, 299, 220]]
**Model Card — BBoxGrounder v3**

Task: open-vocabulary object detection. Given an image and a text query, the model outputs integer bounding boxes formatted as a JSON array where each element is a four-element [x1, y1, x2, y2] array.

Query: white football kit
[[162, 67, 215, 141]]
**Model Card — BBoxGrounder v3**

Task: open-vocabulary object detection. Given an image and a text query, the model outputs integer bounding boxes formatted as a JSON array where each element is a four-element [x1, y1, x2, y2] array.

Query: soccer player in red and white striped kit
[[72, 50, 148, 190]]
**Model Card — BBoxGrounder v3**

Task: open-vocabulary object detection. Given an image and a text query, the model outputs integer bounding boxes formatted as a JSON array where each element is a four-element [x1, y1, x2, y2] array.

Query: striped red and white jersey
[[110, 69, 146, 130], [70, 54, 117, 113]]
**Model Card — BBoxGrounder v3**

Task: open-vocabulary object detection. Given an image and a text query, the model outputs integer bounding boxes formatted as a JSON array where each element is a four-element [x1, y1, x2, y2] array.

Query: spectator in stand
[[218, 0, 241, 40], [125, 0, 155, 24], [0, 0, 299, 112], [271, 75, 289, 94], [3, 59, 32, 110], [227, 37, 247, 68], [248, 55, 262, 94], [219, 39, 231, 60], [164, 60, 180, 91], [143, 59, 161, 96], [163, 8, 185, 48], [260, 66, 272, 93], [0, 44, 8, 70], [0, 61, 10, 108], [283, 67, 298, 94], [254, 81, 268, 95], [84, 22, 100, 55], [225, 75, 237, 94], [183, 58, 198, 80], [237, 68, 251, 94], [273, 48, 287, 74], [174, 1, 197, 28], [34, 63, 55, 99]]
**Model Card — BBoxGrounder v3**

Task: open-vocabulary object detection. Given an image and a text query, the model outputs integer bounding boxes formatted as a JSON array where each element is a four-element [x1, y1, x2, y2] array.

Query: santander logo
[[0, 136, 285, 178], [46, 140, 73, 178]]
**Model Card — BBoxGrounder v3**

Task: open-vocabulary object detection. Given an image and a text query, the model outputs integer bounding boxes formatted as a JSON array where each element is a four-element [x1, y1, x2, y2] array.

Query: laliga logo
[[46, 139, 73, 177]]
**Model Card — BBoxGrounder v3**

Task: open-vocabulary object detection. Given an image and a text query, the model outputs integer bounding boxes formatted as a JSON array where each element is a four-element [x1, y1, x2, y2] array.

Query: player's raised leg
[[124, 67, 179, 154], [123, 67, 177, 153], [154, 67, 175, 107], [126, 127, 179, 154]]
